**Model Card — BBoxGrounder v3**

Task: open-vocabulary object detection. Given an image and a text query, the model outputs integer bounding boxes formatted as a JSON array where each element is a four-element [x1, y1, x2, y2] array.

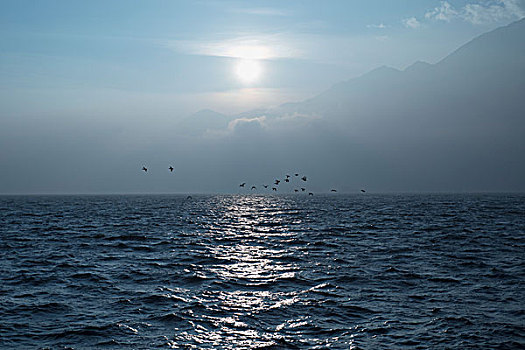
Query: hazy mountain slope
[[174, 19, 525, 192], [302, 18, 525, 126], [177, 109, 232, 136]]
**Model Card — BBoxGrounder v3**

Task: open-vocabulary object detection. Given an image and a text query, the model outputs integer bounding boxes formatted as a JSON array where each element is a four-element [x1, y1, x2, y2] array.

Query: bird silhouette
[[169, 166, 174, 172], [294, 189, 299, 192], [240, 183, 246, 187], [285, 178, 290, 183], [294, 173, 299, 176], [272, 187, 277, 191], [361, 189, 366, 193], [263, 185, 268, 188], [274, 180, 280, 185], [331, 189, 337, 192], [286, 174, 290, 178], [301, 188, 306, 192], [301, 176, 307, 182], [251, 186, 256, 190], [142, 166, 148, 172], [308, 192, 314, 196]]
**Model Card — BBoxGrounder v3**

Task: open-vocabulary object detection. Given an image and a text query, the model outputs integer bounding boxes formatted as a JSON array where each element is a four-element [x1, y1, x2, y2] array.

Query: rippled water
[[0, 194, 524, 349]]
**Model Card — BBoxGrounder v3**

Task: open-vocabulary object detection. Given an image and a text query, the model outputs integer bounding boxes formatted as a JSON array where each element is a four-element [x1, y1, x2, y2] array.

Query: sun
[[235, 59, 262, 84]]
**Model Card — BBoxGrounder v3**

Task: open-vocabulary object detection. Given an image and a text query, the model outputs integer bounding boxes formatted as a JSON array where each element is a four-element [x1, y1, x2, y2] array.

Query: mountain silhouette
[[178, 109, 231, 136], [174, 19, 525, 192]]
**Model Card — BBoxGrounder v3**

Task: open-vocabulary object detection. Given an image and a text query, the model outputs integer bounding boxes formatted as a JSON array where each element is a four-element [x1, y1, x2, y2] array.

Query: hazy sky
[[2, 0, 524, 115], [1, 1, 524, 194]]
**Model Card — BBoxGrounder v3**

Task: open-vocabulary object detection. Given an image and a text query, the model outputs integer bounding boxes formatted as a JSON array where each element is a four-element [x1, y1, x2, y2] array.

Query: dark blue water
[[0, 194, 524, 349]]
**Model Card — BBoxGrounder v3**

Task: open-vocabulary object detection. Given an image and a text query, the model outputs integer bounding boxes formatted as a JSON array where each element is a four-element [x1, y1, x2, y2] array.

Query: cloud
[[202, 116, 267, 139], [463, 0, 525, 24], [402, 17, 421, 29], [228, 113, 320, 133], [425, 1, 458, 22], [228, 116, 267, 134], [424, 0, 525, 24], [271, 111, 321, 127], [203, 110, 322, 139], [367, 23, 387, 29], [166, 34, 300, 60]]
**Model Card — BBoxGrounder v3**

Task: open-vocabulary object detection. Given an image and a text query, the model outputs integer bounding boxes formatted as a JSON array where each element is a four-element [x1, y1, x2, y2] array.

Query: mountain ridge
[[174, 19, 524, 191], [184, 18, 525, 130]]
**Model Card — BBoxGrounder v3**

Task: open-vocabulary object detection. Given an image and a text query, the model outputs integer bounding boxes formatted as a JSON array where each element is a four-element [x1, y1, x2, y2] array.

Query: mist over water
[[1, 194, 523, 349], [2, 19, 525, 194]]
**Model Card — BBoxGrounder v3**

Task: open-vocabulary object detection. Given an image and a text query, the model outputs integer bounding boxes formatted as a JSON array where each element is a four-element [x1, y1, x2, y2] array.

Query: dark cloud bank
[[1, 19, 524, 194]]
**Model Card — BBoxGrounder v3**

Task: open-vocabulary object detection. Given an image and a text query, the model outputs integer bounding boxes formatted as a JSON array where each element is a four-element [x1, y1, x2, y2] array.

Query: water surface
[[0, 194, 523, 349]]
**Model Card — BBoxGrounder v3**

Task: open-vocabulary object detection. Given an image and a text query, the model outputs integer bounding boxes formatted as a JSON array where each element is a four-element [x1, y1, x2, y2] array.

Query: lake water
[[0, 194, 524, 349]]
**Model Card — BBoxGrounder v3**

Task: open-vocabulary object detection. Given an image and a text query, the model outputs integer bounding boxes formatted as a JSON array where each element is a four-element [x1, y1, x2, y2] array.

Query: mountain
[[271, 18, 525, 156], [177, 109, 232, 136], [298, 18, 525, 121], [183, 19, 525, 136], [176, 19, 525, 192]]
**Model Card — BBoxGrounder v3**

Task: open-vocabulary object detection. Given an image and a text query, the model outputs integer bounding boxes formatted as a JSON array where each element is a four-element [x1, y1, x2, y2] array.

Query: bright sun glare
[[235, 59, 262, 84]]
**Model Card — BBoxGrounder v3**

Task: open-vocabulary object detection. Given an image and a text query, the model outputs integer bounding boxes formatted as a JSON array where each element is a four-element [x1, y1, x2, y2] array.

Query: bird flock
[[141, 166, 366, 194], [240, 173, 316, 195], [238, 173, 365, 195], [141, 166, 175, 173]]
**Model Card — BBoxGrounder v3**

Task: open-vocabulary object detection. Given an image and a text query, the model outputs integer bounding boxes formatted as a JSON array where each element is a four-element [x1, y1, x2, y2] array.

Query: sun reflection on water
[[171, 195, 312, 348]]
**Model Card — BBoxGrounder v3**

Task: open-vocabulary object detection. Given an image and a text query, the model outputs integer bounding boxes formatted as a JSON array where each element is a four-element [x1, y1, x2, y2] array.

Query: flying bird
[[251, 186, 256, 190], [274, 180, 280, 185], [308, 192, 314, 196], [295, 173, 299, 176], [142, 166, 148, 172], [301, 188, 306, 192], [286, 174, 290, 178], [294, 189, 299, 192], [331, 189, 337, 192], [263, 185, 268, 188], [240, 183, 246, 187], [361, 189, 366, 193], [169, 166, 174, 172], [272, 187, 277, 191], [301, 176, 307, 182], [285, 178, 290, 183]]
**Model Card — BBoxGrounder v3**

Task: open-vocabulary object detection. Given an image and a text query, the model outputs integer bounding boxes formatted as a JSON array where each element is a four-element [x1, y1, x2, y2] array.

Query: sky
[[1, 0, 524, 194], [2, 0, 524, 115]]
